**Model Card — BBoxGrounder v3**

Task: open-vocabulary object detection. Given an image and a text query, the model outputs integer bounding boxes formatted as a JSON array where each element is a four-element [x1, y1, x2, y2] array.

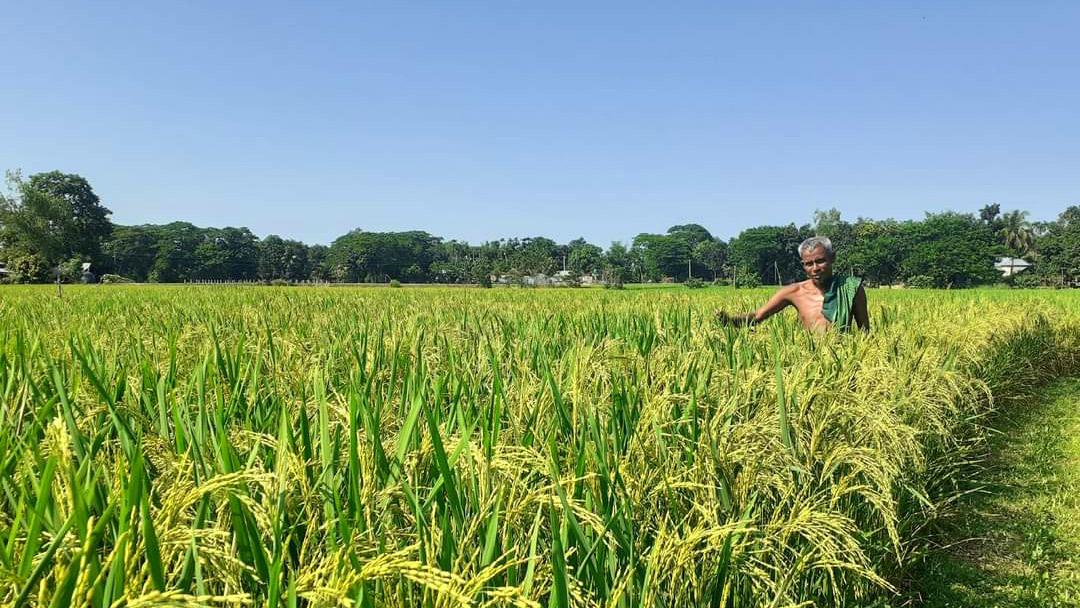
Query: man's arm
[[852, 284, 869, 332], [716, 285, 793, 327]]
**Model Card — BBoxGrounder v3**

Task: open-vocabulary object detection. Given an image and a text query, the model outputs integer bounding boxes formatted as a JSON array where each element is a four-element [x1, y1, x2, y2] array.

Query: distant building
[[80, 262, 97, 284], [994, 257, 1031, 277]]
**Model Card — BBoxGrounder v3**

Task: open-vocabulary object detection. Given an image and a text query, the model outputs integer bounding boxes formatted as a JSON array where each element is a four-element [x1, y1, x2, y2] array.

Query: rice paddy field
[[1, 285, 1079, 608]]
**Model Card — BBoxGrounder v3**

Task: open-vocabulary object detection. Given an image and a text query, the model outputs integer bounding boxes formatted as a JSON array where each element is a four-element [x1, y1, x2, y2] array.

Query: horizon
[[4, 2, 1078, 246]]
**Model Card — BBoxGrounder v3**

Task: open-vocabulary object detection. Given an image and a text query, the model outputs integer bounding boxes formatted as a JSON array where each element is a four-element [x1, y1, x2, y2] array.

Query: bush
[[270, 279, 291, 287], [2, 253, 50, 283], [1009, 272, 1043, 289], [101, 274, 135, 284], [604, 280, 625, 290], [685, 277, 706, 289], [389, 279, 402, 288], [905, 274, 937, 289], [734, 270, 761, 289]]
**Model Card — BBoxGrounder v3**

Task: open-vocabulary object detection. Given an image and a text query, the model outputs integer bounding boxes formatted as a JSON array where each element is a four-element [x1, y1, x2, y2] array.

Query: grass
[[903, 378, 1080, 607], [0, 285, 1077, 607]]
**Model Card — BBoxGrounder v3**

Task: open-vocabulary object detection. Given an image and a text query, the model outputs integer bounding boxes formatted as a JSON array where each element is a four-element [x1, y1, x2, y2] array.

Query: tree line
[[1, 171, 1078, 288]]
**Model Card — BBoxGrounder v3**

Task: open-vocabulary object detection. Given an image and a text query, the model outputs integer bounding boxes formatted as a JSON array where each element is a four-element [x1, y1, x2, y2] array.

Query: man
[[717, 236, 869, 332]]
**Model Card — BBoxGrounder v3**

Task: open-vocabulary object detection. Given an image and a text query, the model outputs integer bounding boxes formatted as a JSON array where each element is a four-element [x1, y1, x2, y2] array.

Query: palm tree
[[999, 210, 1035, 256], [998, 210, 1035, 277]]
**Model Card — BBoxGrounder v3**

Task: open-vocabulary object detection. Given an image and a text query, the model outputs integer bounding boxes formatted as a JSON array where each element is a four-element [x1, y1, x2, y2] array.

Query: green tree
[[1033, 206, 1080, 286], [193, 227, 258, 281], [979, 203, 1001, 225], [998, 210, 1035, 257], [632, 233, 690, 281], [898, 213, 998, 288], [307, 244, 330, 281], [666, 224, 714, 249], [567, 239, 603, 275], [104, 225, 158, 281], [844, 219, 903, 285], [692, 239, 728, 280], [0, 172, 92, 292], [729, 224, 809, 285], [326, 230, 440, 282], [258, 235, 310, 281], [148, 222, 204, 283], [603, 241, 634, 285], [26, 171, 113, 263]]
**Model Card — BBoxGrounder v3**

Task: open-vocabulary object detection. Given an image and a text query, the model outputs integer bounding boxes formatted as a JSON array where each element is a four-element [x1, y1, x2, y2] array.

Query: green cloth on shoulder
[[821, 276, 863, 332]]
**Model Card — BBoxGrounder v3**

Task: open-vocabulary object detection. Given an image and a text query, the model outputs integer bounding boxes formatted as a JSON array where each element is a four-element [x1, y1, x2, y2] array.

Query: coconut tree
[[998, 210, 1036, 278]]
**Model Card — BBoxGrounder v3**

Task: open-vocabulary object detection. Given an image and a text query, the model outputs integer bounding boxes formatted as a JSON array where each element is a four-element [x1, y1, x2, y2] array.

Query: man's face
[[800, 246, 833, 285]]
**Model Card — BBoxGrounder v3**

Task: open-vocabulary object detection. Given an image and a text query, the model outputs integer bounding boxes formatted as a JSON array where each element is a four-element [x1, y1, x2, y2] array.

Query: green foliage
[[58, 256, 86, 283], [24, 171, 113, 263], [1033, 206, 1080, 286], [0, 172, 106, 271], [1009, 271, 1043, 289], [0, 252, 50, 283], [258, 235, 311, 282], [326, 229, 441, 282], [905, 274, 936, 289], [100, 274, 134, 284], [632, 232, 691, 281], [733, 266, 762, 288], [389, 279, 402, 288], [684, 277, 706, 289], [844, 219, 903, 285], [729, 224, 808, 285], [602, 241, 635, 285], [898, 213, 998, 288], [566, 239, 602, 275], [692, 239, 727, 280], [4, 167, 1076, 290], [193, 227, 258, 281], [0, 286, 1077, 607], [908, 380, 1080, 605]]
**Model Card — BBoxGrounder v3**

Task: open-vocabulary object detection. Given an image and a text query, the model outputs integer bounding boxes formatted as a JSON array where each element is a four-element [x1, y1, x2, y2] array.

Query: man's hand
[[715, 310, 755, 327]]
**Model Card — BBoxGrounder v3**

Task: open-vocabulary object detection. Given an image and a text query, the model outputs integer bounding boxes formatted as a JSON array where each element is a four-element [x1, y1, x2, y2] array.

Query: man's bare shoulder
[[774, 282, 804, 299], [785, 280, 815, 294]]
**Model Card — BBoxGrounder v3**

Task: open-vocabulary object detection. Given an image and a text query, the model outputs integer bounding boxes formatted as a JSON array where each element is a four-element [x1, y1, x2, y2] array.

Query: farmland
[[1, 285, 1078, 607]]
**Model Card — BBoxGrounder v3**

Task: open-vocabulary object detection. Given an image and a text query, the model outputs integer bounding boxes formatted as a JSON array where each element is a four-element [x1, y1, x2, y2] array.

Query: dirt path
[[906, 378, 1080, 607]]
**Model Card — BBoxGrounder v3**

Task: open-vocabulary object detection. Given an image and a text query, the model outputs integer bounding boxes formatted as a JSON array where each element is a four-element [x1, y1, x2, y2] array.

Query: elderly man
[[717, 236, 869, 332]]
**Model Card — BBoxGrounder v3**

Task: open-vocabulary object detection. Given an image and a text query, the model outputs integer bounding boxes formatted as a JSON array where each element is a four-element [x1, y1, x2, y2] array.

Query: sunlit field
[[1, 285, 1078, 607]]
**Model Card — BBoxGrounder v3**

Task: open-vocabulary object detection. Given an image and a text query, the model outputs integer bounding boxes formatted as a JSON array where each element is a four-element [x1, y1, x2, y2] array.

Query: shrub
[[1009, 272, 1043, 289], [389, 279, 402, 288], [100, 274, 135, 284], [685, 277, 706, 289], [905, 274, 937, 289], [734, 270, 761, 289]]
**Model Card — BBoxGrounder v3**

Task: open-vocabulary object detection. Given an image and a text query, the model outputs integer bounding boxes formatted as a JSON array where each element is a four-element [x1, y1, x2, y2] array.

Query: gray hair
[[798, 236, 834, 258]]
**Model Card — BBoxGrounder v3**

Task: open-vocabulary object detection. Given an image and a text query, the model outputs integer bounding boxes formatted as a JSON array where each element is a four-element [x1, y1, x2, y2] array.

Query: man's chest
[[790, 289, 827, 321]]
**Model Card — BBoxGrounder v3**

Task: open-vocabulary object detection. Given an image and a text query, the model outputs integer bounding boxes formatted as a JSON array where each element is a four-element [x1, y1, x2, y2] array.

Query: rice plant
[[0, 285, 1077, 607]]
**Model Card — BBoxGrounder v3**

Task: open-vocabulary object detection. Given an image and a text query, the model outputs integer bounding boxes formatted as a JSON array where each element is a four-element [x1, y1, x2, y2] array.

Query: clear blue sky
[[3, 1, 1078, 246]]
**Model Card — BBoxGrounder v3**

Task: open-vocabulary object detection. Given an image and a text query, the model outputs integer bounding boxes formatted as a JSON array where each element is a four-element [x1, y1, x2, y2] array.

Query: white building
[[994, 257, 1031, 277]]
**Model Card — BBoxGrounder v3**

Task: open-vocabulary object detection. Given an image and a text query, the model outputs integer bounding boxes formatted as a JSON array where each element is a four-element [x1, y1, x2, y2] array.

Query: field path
[[908, 378, 1080, 607]]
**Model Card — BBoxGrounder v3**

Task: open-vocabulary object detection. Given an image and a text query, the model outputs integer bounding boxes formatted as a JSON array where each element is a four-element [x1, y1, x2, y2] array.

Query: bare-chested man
[[716, 236, 869, 332]]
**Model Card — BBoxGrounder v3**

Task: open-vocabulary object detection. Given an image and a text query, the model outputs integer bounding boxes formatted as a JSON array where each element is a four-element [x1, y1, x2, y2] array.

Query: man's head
[[798, 236, 834, 287]]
